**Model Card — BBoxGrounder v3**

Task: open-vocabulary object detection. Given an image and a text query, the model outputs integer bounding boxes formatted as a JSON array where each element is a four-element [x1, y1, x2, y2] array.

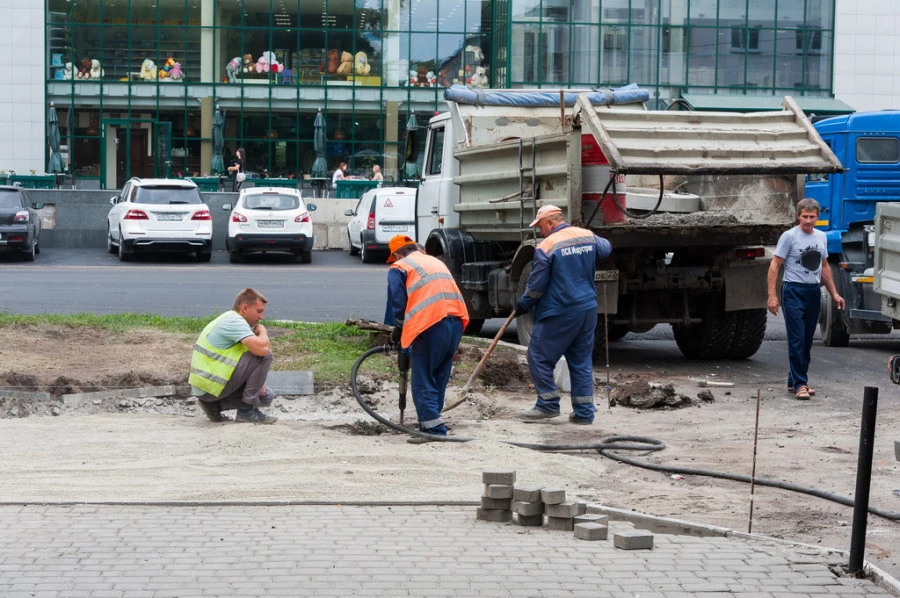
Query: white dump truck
[[874, 202, 900, 336], [405, 86, 843, 359]]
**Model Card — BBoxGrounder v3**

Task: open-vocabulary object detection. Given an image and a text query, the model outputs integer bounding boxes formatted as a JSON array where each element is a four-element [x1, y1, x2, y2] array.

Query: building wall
[[0, 1, 46, 175], [833, 0, 900, 111]]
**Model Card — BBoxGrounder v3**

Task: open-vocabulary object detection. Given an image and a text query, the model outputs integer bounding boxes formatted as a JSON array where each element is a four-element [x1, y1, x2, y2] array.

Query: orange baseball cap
[[529, 204, 562, 228], [387, 235, 417, 263]]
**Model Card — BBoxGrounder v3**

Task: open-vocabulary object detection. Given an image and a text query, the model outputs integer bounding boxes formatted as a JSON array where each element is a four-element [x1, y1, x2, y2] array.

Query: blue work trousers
[[410, 316, 464, 435], [527, 308, 597, 421], [782, 282, 821, 392]]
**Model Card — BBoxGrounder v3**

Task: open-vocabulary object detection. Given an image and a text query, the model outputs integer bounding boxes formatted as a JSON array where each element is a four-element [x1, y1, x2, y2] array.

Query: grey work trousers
[[199, 350, 275, 411]]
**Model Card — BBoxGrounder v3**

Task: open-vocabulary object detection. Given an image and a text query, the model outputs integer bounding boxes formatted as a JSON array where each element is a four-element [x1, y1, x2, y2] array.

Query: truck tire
[[671, 293, 736, 360], [819, 263, 850, 347], [465, 319, 485, 335], [592, 319, 613, 362], [725, 308, 767, 359]]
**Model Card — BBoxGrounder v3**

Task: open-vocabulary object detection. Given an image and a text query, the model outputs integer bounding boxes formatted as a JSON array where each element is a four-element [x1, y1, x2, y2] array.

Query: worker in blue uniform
[[514, 205, 613, 425]]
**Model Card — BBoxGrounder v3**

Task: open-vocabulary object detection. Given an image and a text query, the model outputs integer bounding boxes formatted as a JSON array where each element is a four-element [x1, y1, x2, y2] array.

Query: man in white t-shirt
[[767, 198, 845, 400], [189, 288, 278, 423]]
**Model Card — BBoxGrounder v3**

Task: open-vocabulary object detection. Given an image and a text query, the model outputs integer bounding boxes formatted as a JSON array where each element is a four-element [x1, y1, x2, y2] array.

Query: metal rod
[[748, 388, 761, 533], [848, 386, 879, 576]]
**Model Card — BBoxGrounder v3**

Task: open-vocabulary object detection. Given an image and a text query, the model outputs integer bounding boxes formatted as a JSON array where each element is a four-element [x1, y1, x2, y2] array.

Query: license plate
[[382, 225, 408, 232], [257, 220, 284, 228], [156, 213, 183, 222]]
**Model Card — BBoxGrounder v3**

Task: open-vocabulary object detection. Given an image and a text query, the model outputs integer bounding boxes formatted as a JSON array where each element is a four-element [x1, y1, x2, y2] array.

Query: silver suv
[[106, 178, 213, 262]]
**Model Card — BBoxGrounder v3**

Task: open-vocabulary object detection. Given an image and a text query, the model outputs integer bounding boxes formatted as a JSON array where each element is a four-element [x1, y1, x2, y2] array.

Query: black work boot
[[197, 398, 227, 423]]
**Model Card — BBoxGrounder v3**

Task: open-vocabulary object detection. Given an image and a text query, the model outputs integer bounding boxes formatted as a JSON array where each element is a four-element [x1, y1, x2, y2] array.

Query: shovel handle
[[443, 312, 516, 412]]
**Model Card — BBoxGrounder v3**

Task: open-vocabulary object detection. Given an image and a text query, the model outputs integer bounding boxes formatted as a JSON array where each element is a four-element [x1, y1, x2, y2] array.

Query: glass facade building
[[45, 0, 835, 188]]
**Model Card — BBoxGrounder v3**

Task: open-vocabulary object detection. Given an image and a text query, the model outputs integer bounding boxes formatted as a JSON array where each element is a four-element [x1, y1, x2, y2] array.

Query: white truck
[[406, 86, 843, 359], [874, 202, 900, 341]]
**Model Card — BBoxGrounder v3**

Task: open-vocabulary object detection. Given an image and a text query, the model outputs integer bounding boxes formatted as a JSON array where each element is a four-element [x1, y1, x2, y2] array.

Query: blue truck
[[805, 111, 900, 345]]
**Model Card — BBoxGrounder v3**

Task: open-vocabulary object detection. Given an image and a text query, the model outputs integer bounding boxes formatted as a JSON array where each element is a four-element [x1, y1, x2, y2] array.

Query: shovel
[[443, 312, 516, 412]]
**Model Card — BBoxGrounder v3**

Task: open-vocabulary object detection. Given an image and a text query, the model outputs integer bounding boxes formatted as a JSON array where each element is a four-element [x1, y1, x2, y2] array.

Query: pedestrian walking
[[515, 205, 613, 425], [767, 198, 845, 400], [227, 147, 247, 192]]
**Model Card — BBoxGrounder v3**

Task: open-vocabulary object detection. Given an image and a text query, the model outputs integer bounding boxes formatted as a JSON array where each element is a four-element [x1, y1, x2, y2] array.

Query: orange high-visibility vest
[[392, 251, 469, 348]]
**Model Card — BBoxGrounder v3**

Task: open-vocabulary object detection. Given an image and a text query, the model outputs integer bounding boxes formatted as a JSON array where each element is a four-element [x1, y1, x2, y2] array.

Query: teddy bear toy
[[242, 54, 255, 74], [426, 71, 437, 87], [354, 51, 371, 76], [168, 62, 184, 81], [76, 59, 92, 79], [63, 62, 73, 80], [468, 65, 488, 88], [90, 59, 104, 79], [255, 51, 282, 75], [336, 51, 353, 76], [327, 49, 340, 74], [139, 59, 157, 80], [225, 56, 241, 82]]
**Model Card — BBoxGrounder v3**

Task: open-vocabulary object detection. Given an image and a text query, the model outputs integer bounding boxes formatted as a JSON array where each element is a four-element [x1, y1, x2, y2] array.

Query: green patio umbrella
[[210, 106, 225, 175], [311, 109, 328, 179], [403, 110, 420, 180], [48, 102, 64, 173]]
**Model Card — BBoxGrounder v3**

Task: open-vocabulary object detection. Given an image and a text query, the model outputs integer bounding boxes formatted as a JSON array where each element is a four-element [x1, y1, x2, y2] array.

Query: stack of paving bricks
[[476, 469, 654, 549]]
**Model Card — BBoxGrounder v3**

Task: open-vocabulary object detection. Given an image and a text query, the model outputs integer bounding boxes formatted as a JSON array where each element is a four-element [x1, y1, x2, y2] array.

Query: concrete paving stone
[[546, 501, 581, 518], [483, 483, 514, 499], [480, 496, 511, 510], [515, 513, 544, 527], [613, 529, 654, 550], [481, 468, 516, 485], [512, 499, 543, 516], [574, 522, 608, 541], [540, 488, 566, 504], [574, 513, 608, 526], [476, 507, 512, 522], [512, 483, 544, 502], [546, 516, 575, 531]]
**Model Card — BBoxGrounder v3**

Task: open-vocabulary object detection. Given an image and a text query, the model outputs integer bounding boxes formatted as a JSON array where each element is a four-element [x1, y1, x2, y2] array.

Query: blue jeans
[[410, 317, 464, 435], [782, 282, 821, 391], [526, 308, 597, 421]]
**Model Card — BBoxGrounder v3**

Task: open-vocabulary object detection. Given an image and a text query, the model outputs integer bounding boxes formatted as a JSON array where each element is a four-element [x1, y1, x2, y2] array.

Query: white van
[[345, 186, 416, 263]]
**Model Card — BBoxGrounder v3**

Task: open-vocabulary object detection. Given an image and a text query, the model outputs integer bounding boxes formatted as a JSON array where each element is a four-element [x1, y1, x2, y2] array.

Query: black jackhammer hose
[[596, 449, 900, 521], [351, 347, 900, 520], [351, 345, 471, 443]]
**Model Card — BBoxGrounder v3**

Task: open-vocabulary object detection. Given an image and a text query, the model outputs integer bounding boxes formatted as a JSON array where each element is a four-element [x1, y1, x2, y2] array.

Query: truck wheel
[[348, 232, 359, 256], [819, 263, 850, 347], [465, 319, 485, 335], [725, 309, 767, 359], [672, 294, 736, 360]]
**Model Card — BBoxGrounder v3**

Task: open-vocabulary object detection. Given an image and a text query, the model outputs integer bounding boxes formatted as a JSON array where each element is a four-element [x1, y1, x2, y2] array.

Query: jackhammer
[[397, 348, 410, 425]]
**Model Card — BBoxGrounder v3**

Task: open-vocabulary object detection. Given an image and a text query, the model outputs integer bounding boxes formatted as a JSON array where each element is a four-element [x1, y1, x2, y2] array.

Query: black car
[[0, 185, 43, 261]]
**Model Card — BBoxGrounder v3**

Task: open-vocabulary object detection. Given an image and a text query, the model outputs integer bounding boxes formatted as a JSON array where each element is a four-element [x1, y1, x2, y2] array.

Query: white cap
[[529, 204, 562, 228]]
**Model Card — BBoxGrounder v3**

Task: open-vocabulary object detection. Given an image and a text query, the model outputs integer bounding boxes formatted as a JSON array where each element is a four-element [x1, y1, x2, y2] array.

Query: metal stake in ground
[[748, 388, 761, 533], [443, 312, 516, 412]]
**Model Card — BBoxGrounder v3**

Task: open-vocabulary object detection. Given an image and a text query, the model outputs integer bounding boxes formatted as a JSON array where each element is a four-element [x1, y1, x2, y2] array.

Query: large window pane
[[601, 25, 628, 85]]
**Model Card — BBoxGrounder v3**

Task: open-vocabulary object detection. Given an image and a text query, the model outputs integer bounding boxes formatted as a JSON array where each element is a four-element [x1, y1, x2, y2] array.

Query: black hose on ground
[[351, 347, 900, 520], [595, 448, 900, 521], [350, 345, 471, 443]]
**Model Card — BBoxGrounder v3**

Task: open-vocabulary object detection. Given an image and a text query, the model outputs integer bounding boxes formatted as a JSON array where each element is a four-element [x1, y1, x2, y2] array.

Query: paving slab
[[0, 504, 897, 597], [265, 371, 314, 395]]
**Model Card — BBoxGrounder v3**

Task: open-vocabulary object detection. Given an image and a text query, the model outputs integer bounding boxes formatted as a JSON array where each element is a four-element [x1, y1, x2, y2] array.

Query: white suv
[[107, 178, 213, 262], [224, 186, 316, 263]]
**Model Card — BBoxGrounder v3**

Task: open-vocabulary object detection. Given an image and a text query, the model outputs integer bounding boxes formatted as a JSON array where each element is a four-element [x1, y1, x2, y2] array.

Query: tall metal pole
[[848, 386, 879, 577], [748, 388, 761, 533]]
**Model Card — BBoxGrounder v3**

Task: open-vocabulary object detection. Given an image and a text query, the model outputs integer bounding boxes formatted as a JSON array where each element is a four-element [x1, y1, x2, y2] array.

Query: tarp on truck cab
[[444, 83, 650, 107], [577, 95, 844, 176]]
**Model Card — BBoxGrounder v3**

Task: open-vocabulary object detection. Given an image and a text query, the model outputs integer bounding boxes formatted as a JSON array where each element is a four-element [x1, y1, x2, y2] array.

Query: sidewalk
[[0, 503, 897, 597]]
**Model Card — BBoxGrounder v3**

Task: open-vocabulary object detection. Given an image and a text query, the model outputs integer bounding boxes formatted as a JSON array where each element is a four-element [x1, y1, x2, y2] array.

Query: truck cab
[[414, 112, 459, 238], [806, 112, 900, 344]]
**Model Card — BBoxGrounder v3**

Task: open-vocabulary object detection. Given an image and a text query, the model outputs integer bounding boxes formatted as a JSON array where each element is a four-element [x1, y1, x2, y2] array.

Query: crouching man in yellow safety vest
[[189, 288, 278, 424]]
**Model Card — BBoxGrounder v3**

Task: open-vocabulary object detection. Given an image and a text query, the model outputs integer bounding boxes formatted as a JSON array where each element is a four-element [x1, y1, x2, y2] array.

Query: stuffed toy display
[[63, 62, 73, 80], [468, 65, 488, 88], [327, 49, 340, 74], [336, 51, 353, 76], [168, 62, 184, 81], [76, 59, 92, 79], [354, 51, 371, 76], [89, 59, 104, 79], [242, 54, 255, 74], [255, 51, 282, 74], [139, 59, 157, 80], [157, 57, 175, 79], [225, 56, 241, 82]]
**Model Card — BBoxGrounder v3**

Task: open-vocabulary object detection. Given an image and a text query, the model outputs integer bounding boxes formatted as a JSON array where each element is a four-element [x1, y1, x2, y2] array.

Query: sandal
[[794, 385, 811, 400]]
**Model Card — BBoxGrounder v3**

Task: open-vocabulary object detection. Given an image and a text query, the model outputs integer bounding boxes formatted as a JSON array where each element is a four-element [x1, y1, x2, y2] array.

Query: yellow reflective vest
[[188, 311, 249, 397]]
